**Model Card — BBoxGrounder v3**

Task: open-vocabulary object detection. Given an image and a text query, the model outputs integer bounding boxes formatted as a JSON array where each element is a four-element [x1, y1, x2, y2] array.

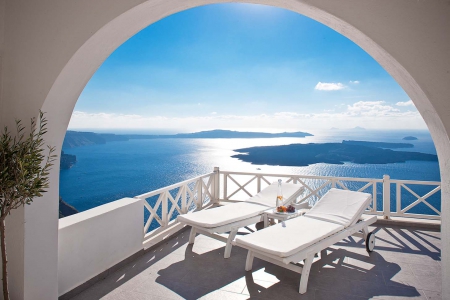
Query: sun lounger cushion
[[177, 182, 303, 228], [235, 217, 344, 257], [177, 202, 268, 228], [305, 188, 371, 227], [246, 182, 303, 207]]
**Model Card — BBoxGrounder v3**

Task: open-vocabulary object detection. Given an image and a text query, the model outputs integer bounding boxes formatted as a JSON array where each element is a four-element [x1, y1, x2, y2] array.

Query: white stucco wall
[[0, 0, 449, 299], [58, 198, 143, 296]]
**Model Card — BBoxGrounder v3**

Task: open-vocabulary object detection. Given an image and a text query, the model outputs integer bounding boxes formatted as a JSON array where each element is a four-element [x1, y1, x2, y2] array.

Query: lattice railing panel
[[137, 169, 441, 237], [221, 171, 383, 213], [135, 172, 216, 234], [392, 181, 441, 217]]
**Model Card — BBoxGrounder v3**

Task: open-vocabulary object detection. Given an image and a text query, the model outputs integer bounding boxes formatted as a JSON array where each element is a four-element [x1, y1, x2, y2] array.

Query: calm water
[[60, 130, 440, 216]]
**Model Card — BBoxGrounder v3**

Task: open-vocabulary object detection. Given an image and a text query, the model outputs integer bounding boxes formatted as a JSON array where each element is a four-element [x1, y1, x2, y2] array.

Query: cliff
[[62, 129, 313, 148], [60, 151, 77, 169], [63, 131, 129, 148], [59, 197, 78, 218]]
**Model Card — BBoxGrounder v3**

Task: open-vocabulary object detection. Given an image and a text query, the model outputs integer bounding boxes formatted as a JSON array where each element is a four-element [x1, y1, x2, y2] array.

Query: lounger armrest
[[359, 214, 377, 224]]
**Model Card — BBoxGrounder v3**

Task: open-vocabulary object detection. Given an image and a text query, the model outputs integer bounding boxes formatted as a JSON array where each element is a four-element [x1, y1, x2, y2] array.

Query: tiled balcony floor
[[69, 223, 441, 300]]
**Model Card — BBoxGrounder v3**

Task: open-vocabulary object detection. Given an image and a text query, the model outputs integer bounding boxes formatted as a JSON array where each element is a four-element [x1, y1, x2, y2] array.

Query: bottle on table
[[276, 179, 283, 207]]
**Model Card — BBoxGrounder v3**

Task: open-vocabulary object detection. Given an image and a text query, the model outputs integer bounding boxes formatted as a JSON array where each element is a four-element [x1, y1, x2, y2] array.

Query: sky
[[69, 3, 426, 133]]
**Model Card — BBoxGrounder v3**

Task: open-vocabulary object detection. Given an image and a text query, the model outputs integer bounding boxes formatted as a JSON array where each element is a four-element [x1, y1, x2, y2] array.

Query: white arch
[[31, 0, 450, 298]]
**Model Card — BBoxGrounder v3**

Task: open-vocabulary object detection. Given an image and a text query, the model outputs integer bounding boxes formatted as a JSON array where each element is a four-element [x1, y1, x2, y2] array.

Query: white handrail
[[136, 168, 441, 237], [135, 172, 215, 199], [220, 170, 384, 183], [220, 170, 441, 220], [135, 171, 217, 235]]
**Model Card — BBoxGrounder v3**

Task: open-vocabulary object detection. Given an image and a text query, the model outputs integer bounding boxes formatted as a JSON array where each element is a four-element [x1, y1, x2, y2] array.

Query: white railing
[[136, 168, 441, 238], [221, 170, 441, 220], [220, 170, 382, 215], [387, 176, 441, 220], [134, 169, 219, 237]]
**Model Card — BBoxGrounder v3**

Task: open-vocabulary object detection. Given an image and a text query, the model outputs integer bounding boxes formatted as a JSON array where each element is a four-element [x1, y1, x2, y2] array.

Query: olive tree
[[0, 111, 56, 300]]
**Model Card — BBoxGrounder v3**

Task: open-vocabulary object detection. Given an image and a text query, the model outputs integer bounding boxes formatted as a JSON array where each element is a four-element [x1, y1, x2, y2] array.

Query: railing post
[[213, 167, 220, 204], [197, 179, 203, 209], [223, 173, 228, 201], [331, 178, 337, 188], [181, 185, 187, 214], [383, 175, 390, 219], [396, 183, 401, 215], [162, 191, 168, 227], [372, 181, 377, 212]]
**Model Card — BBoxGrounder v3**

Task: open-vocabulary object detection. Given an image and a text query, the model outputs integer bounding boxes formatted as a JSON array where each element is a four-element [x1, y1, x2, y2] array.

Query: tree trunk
[[0, 218, 9, 300]]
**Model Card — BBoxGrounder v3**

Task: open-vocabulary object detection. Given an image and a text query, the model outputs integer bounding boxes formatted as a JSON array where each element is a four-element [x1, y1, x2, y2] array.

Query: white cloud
[[346, 101, 400, 117], [396, 100, 414, 107], [314, 82, 346, 91], [349, 80, 360, 84], [211, 112, 217, 115], [69, 102, 427, 132]]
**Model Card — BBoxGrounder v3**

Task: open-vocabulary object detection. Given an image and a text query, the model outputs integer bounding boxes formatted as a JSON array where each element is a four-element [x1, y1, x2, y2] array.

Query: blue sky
[[70, 3, 425, 133]]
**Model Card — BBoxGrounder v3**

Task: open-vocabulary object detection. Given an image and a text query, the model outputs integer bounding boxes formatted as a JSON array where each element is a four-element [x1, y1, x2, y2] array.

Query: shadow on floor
[[70, 224, 440, 299], [336, 224, 441, 261], [156, 242, 421, 299]]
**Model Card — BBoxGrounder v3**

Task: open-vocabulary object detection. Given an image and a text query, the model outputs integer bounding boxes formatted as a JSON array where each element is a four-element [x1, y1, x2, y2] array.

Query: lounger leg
[[299, 253, 314, 294], [245, 251, 254, 271], [188, 227, 197, 244], [362, 226, 369, 241], [224, 228, 238, 258]]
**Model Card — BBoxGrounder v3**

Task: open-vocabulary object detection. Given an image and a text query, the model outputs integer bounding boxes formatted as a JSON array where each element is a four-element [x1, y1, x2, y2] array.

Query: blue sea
[[60, 129, 441, 217]]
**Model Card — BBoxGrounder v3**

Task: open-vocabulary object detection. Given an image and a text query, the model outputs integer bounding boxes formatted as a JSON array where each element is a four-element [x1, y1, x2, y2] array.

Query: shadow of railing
[[156, 237, 424, 299], [71, 223, 439, 299], [335, 224, 441, 261]]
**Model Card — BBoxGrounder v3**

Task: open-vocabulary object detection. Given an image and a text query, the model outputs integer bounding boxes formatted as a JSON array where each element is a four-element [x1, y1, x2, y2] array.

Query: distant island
[[403, 136, 418, 140], [63, 131, 128, 148], [352, 126, 366, 131], [342, 140, 414, 149], [60, 151, 77, 169], [232, 141, 437, 166], [63, 130, 313, 149], [59, 197, 78, 218]]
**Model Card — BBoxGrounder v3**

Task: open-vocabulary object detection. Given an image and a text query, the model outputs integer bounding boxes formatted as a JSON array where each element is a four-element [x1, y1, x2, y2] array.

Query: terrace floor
[[69, 222, 442, 300]]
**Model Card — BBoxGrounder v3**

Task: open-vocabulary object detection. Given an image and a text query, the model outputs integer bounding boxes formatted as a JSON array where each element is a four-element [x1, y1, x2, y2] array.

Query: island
[[232, 142, 437, 166], [63, 131, 129, 148], [63, 129, 313, 148], [403, 136, 418, 140], [60, 151, 77, 169], [342, 140, 414, 149], [59, 197, 78, 218]]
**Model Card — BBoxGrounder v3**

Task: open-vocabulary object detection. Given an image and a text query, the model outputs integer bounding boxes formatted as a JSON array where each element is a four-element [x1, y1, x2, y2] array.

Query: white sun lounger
[[177, 182, 305, 258], [235, 188, 376, 294]]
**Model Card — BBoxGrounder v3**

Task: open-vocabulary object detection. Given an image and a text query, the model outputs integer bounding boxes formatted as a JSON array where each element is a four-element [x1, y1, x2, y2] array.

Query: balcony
[[58, 169, 442, 300]]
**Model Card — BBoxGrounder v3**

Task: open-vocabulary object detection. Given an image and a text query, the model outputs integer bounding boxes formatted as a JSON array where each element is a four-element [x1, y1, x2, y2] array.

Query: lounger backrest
[[246, 182, 304, 207], [304, 188, 372, 227]]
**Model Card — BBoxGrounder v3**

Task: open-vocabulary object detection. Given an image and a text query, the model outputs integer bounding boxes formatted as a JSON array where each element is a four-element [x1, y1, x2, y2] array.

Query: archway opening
[[58, 3, 440, 226], [35, 1, 447, 298]]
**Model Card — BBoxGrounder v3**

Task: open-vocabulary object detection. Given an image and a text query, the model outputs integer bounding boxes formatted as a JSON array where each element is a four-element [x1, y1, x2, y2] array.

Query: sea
[[59, 129, 441, 221]]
